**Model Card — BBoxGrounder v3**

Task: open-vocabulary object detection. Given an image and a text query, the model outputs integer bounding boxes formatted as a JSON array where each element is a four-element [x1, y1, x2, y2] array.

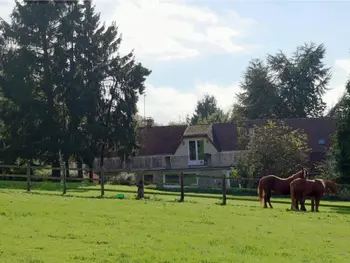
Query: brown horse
[[257, 168, 308, 208], [290, 178, 338, 212]]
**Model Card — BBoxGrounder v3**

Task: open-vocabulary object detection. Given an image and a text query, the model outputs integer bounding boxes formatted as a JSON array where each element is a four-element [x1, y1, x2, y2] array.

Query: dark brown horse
[[257, 168, 308, 208], [290, 178, 338, 212]]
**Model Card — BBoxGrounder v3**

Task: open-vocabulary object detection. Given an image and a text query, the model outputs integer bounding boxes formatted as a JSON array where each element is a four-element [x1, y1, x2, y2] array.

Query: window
[[183, 174, 198, 185], [318, 138, 325, 145], [197, 140, 204, 160], [189, 140, 197, 161], [165, 174, 180, 184], [248, 127, 255, 136], [188, 140, 204, 161]]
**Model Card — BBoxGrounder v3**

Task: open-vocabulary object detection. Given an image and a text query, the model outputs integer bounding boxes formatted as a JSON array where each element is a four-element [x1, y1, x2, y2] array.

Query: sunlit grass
[[0, 185, 350, 262]]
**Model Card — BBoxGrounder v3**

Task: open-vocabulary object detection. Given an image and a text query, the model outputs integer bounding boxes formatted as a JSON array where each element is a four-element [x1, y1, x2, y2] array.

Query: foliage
[[238, 120, 311, 177], [327, 94, 346, 118], [235, 59, 279, 119], [235, 42, 331, 119], [333, 80, 350, 183], [0, 1, 150, 175], [108, 172, 136, 185], [196, 109, 231, 125], [315, 150, 340, 181], [190, 94, 231, 125], [268, 42, 330, 118]]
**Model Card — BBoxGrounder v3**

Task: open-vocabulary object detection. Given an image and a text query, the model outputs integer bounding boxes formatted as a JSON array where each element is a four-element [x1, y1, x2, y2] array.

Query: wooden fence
[[0, 164, 349, 205]]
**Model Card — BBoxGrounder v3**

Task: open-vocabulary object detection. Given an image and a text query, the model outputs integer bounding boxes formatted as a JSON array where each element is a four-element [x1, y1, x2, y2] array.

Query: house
[[102, 117, 336, 187]]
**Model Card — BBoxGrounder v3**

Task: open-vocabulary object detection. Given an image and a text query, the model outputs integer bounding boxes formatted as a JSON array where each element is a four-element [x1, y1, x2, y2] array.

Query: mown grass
[[1, 183, 350, 262]]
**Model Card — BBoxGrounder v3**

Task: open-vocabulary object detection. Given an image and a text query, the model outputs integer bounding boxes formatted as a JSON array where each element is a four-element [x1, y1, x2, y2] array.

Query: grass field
[[1, 183, 350, 263]]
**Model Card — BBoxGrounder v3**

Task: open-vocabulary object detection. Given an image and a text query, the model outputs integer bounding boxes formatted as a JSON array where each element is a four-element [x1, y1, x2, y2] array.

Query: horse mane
[[285, 169, 304, 180]]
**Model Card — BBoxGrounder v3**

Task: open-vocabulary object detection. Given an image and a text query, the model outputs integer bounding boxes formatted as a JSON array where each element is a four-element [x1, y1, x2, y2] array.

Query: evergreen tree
[[334, 80, 350, 183], [235, 59, 279, 119], [190, 94, 230, 124], [0, 1, 66, 175], [268, 42, 331, 118], [0, 1, 151, 179], [235, 42, 331, 120]]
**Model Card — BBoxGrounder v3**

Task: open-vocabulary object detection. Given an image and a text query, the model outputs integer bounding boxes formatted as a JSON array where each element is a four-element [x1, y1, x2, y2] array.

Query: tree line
[[182, 43, 350, 184], [0, 1, 150, 177], [1, 1, 350, 184], [182, 42, 331, 126]]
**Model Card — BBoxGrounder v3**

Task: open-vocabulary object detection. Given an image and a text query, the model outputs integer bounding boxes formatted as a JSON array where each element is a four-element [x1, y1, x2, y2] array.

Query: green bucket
[[115, 194, 125, 199]]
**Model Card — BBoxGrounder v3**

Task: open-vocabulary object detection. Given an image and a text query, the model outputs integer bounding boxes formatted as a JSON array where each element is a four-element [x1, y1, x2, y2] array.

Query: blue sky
[[1, 0, 349, 124]]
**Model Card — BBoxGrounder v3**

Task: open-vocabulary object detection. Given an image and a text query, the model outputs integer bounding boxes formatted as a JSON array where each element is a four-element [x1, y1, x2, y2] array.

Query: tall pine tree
[[235, 58, 279, 119], [334, 80, 350, 183]]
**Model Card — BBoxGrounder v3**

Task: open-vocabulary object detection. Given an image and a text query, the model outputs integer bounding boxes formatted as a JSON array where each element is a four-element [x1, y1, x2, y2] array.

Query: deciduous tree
[[237, 120, 310, 179]]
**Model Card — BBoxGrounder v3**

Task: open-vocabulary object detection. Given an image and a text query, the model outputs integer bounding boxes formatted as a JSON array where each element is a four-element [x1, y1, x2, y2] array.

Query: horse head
[[325, 180, 339, 194], [302, 167, 309, 179], [293, 167, 308, 180]]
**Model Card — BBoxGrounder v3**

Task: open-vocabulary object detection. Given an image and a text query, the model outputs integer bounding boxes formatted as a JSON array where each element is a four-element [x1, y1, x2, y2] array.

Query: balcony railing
[[96, 151, 246, 171]]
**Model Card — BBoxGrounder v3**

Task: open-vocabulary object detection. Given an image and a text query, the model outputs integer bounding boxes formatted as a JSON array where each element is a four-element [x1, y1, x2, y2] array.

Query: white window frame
[[188, 139, 205, 166]]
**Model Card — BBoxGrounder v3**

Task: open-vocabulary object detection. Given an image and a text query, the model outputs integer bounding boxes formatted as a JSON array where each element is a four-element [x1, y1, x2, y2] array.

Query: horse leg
[[263, 195, 268, 208], [290, 197, 296, 210], [300, 198, 307, 211], [266, 190, 273, 208], [291, 198, 299, 211], [295, 199, 300, 210], [311, 198, 315, 212], [315, 198, 320, 212]]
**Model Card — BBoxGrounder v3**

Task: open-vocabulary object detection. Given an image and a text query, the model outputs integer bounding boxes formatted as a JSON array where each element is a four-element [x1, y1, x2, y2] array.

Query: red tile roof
[[111, 117, 336, 158], [244, 117, 336, 152], [137, 125, 187, 156]]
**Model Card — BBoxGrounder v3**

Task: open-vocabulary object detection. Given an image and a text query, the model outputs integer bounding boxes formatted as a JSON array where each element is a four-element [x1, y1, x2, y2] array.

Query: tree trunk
[[99, 144, 105, 187], [65, 158, 70, 178], [77, 158, 83, 178], [88, 161, 94, 183], [51, 156, 61, 177]]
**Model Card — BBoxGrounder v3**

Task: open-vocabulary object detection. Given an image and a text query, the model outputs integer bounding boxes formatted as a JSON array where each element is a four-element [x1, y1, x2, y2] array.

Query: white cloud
[[323, 59, 350, 111], [0, 0, 258, 60], [137, 82, 240, 125], [107, 0, 258, 60], [142, 58, 350, 125]]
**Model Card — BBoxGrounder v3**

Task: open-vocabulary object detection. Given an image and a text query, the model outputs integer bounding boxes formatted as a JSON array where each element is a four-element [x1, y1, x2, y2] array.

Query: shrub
[[108, 172, 136, 185]]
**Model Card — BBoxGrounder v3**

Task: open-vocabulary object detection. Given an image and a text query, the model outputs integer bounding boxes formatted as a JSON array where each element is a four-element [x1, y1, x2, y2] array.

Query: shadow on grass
[[0, 180, 95, 192], [329, 206, 350, 214]]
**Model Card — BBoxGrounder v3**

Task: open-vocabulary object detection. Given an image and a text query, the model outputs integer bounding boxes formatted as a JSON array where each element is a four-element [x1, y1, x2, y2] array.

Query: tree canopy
[[236, 120, 310, 180], [235, 42, 331, 119], [333, 80, 350, 183], [190, 94, 231, 125], [0, 1, 151, 176]]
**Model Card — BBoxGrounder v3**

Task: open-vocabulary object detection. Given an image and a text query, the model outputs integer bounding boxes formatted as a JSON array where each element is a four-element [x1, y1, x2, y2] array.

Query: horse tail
[[290, 181, 296, 209], [257, 179, 264, 204]]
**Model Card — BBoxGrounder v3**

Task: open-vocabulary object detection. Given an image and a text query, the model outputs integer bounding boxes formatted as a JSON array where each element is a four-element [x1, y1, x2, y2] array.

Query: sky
[[1, 0, 350, 124]]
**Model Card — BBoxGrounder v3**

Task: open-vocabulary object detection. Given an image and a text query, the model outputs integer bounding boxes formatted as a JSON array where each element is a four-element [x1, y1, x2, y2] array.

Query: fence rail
[[95, 152, 246, 170], [1, 164, 348, 204]]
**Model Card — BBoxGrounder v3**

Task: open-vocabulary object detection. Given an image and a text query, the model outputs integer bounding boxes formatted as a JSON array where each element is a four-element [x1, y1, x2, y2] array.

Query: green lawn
[[1, 185, 350, 262]]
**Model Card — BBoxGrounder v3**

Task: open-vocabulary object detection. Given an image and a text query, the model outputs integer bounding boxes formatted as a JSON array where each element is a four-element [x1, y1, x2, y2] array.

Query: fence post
[[26, 163, 31, 192], [179, 172, 184, 202], [63, 166, 67, 195], [222, 173, 227, 205], [137, 172, 144, 199], [100, 166, 105, 197]]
